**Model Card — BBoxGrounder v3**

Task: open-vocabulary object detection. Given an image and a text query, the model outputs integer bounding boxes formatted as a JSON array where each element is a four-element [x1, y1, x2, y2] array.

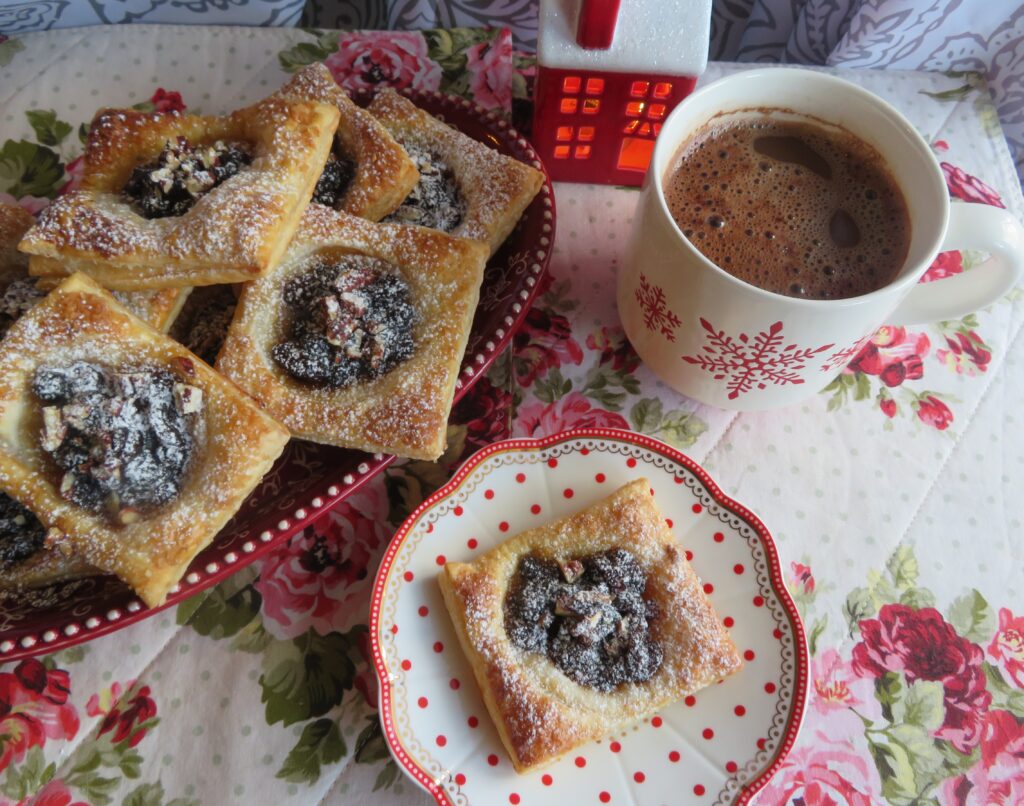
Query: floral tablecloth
[[0, 23, 1023, 806]]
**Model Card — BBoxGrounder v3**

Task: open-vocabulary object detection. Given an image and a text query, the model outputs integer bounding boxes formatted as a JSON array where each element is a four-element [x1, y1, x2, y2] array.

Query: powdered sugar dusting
[[277, 63, 417, 222], [217, 204, 487, 460], [368, 89, 544, 254], [441, 478, 741, 769], [0, 274, 288, 606], [19, 97, 339, 287]]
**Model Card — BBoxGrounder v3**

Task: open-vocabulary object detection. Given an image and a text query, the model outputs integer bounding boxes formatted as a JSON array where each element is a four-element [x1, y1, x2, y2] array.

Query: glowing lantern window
[[585, 77, 605, 95], [554, 145, 571, 159], [556, 126, 574, 141], [625, 101, 645, 117], [582, 98, 601, 114], [617, 137, 655, 172], [630, 81, 650, 98], [647, 103, 667, 120], [652, 82, 673, 99], [560, 98, 578, 114], [563, 76, 582, 93], [574, 145, 592, 159], [578, 126, 596, 141]]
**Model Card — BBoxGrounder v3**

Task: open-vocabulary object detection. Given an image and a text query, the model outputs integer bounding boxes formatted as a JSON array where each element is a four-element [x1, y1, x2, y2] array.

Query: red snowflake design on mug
[[682, 319, 833, 399], [635, 274, 682, 341]]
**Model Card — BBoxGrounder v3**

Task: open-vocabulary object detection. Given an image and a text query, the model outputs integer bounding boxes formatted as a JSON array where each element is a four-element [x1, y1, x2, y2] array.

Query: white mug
[[618, 68, 1024, 411]]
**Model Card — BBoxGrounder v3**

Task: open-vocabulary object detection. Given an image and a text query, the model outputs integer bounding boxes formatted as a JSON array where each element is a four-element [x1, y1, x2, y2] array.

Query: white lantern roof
[[537, 0, 712, 76]]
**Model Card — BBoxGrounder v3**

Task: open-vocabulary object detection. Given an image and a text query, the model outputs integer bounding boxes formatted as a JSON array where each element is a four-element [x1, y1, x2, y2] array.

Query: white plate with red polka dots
[[370, 428, 808, 805]]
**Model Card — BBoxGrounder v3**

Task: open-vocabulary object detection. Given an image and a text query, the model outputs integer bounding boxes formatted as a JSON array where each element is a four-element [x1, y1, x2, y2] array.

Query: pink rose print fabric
[[466, 28, 514, 111], [325, 31, 442, 93], [757, 731, 882, 805], [256, 486, 389, 640], [0, 660, 78, 774]]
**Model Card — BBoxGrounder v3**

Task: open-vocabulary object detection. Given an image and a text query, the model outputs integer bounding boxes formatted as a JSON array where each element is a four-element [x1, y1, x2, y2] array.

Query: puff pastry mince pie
[[19, 96, 341, 290], [216, 203, 487, 461], [277, 64, 419, 222], [1, 202, 189, 333], [0, 204, 96, 588], [367, 89, 544, 255], [439, 478, 743, 772], [0, 272, 290, 606]]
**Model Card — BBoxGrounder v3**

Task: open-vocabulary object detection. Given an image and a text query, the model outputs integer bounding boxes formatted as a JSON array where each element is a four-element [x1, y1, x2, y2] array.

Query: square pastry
[[216, 204, 488, 461], [0, 272, 290, 606], [277, 64, 419, 221], [368, 89, 544, 255], [439, 478, 743, 772], [0, 202, 188, 335], [19, 96, 340, 290]]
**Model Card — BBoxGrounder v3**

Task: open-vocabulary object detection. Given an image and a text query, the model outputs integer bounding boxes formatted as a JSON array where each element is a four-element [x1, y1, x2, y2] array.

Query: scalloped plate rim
[[370, 427, 809, 806]]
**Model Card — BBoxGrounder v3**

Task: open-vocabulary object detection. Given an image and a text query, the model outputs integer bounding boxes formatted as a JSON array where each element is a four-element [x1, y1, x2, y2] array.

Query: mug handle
[[887, 202, 1024, 326]]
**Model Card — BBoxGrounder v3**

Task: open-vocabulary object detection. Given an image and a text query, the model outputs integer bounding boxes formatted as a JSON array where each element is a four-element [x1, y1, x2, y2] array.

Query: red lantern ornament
[[533, 0, 712, 185]]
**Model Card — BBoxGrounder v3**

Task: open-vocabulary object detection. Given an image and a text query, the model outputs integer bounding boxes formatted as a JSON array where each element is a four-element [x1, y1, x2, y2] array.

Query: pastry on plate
[[277, 63, 419, 221], [0, 202, 189, 335], [0, 272, 290, 607], [438, 478, 743, 772], [368, 89, 544, 255], [19, 96, 340, 290], [217, 204, 487, 461]]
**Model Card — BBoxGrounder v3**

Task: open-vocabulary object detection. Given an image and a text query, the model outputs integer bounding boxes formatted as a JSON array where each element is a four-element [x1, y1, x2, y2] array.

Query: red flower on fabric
[[24, 779, 88, 806], [941, 163, 1005, 208], [465, 28, 513, 112], [256, 486, 389, 640], [988, 607, 1024, 689], [847, 326, 930, 389], [937, 330, 991, 376], [451, 376, 513, 455], [879, 396, 897, 418], [150, 88, 185, 114], [916, 395, 953, 431], [941, 709, 1024, 806], [756, 731, 881, 805], [512, 306, 584, 385], [586, 326, 640, 374], [86, 681, 156, 748], [852, 604, 990, 751], [324, 31, 442, 94], [57, 155, 85, 197], [920, 250, 964, 284], [514, 392, 629, 437], [0, 659, 79, 774], [789, 561, 815, 595]]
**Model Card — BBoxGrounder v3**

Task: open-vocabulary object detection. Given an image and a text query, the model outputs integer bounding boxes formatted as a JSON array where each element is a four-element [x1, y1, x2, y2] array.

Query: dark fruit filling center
[[0, 278, 45, 339], [0, 493, 47, 569], [383, 144, 465, 233], [272, 255, 416, 388], [311, 148, 356, 207], [504, 549, 663, 692], [124, 137, 252, 219], [32, 361, 203, 524]]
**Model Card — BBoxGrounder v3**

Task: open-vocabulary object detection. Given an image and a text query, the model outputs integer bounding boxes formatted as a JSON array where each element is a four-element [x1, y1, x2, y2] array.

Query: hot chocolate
[[664, 115, 910, 299]]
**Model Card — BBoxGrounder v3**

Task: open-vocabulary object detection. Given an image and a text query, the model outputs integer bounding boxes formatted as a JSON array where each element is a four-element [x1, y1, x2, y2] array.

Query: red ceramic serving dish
[[0, 89, 554, 661]]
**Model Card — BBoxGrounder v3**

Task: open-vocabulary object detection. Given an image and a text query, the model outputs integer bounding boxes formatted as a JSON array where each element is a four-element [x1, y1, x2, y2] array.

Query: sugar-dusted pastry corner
[[0, 272, 290, 607], [438, 477, 742, 772]]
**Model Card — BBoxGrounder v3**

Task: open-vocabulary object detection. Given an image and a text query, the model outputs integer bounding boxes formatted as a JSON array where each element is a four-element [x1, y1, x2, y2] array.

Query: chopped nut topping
[[505, 550, 663, 692], [173, 383, 203, 415], [559, 558, 584, 583], [272, 256, 416, 388], [123, 137, 252, 219], [32, 362, 203, 522], [384, 144, 465, 233]]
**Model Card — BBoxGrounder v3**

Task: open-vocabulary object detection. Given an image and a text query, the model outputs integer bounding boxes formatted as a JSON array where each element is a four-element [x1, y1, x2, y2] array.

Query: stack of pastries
[[0, 64, 544, 607]]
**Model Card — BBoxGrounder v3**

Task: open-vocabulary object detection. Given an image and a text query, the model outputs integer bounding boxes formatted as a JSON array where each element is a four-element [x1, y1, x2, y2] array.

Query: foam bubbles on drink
[[663, 118, 911, 300]]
